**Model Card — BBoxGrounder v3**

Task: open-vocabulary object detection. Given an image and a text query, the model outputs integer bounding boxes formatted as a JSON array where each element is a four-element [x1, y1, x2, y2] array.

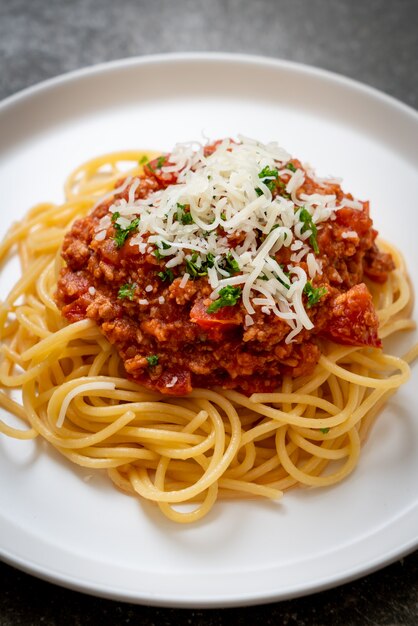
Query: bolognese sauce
[[56, 138, 394, 395]]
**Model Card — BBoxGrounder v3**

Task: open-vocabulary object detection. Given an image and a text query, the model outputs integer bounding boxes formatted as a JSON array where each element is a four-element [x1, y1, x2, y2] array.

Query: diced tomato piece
[[203, 142, 221, 157], [190, 299, 242, 329], [62, 296, 90, 323], [203, 139, 235, 157], [143, 155, 178, 186], [324, 283, 381, 348], [335, 203, 372, 236]]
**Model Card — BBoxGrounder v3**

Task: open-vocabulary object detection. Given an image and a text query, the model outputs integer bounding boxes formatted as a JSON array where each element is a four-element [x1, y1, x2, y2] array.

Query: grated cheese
[[94, 230, 106, 241], [179, 273, 190, 289], [245, 314, 254, 327], [96, 136, 363, 342]]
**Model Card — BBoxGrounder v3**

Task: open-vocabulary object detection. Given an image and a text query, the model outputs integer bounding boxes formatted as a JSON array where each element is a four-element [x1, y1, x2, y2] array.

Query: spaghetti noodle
[[0, 144, 416, 523]]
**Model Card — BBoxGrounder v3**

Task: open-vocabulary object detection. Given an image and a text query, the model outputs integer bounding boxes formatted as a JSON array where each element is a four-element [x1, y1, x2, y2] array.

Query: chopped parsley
[[117, 282, 137, 300], [157, 269, 175, 283], [146, 155, 166, 172], [299, 207, 319, 254], [156, 155, 167, 169], [146, 355, 159, 367], [207, 285, 242, 314], [206, 252, 215, 267], [320, 427, 330, 434], [287, 162, 297, 172], [139, 155, 148, 165], [154, 249, 164, 261], [111, 212, 140, 248], [255, 165, 279, 196], [218, 251, 240, 275], [259, 165, 278, 180], [186, 252, 215, 279], [303, 281, 327, 307], [154, 240, 171, 260], [176, 203, 194, 225]]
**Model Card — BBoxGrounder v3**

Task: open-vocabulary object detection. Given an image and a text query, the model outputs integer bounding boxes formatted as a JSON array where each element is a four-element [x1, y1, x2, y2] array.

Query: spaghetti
[[0, 145, 416, 524]]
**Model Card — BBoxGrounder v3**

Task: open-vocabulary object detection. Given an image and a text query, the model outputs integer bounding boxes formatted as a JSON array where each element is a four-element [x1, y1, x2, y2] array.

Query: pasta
[[0, 146, 416, 524]]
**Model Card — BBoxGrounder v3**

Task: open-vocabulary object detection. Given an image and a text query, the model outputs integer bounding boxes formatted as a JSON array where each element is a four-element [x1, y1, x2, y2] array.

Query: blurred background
[[0, 0, 417, 624], [1, 0, 417, 109]]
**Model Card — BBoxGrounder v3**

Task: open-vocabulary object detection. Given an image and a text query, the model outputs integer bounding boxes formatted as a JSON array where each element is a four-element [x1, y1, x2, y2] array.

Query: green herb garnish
[[287, 162, 297, 172], [206, 252, 215, 266], [157, 269, 174, 283], [139, 155, 148, 165], [259, 165, 279, 180], [111, 212, 140, 248], [185, 253, 202, 278], [207, 285, 242, 313], [218, 251, 240, 276], [320, 427, 330, 434], [154, 240, 171, 260], [299, 207, 319, 254], [146, 355, 159, 367], [117, 282, 137, 300], [176, 203, 194, 225], [185, 252, 215, 279], [147, 155, 167, 172], [255, 166, 279, 196], [303, 281, 327, 307]]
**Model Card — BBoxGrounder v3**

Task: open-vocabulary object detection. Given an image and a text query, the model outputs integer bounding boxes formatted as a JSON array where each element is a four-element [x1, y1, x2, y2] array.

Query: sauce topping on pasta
[[56, 137, 394, 395]]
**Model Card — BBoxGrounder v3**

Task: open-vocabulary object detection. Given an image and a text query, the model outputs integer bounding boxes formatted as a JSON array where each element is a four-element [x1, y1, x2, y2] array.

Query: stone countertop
[[0, 0, 417, 624]]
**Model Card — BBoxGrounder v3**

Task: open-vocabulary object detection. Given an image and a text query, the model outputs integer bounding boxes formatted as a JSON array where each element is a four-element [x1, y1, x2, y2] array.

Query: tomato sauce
[[56, 153, 394, 395]]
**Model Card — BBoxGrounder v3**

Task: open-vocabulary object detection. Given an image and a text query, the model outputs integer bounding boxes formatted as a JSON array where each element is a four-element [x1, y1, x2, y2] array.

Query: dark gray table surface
[[0, 1, 417, 624]]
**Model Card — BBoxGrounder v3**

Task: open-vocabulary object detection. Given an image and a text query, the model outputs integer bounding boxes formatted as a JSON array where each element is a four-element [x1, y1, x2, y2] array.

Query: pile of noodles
[[0, 151, 416, 523]]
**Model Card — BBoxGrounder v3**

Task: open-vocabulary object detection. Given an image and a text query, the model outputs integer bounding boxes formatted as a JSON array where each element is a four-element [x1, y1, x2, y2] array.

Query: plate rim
[[0, 51, 417, 121], [1, 523, 417, 608], [0, 51, 417, 608]]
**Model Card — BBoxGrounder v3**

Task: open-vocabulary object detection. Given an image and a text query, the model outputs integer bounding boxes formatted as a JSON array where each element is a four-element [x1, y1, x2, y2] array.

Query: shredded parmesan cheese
[[96, 136, 362, 341], [245, 314, 254, 327], [179, 273, 190, 289]]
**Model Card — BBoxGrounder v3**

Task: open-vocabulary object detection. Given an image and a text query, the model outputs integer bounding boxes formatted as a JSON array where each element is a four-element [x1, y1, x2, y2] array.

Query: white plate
[[0, 53, 417, 608]]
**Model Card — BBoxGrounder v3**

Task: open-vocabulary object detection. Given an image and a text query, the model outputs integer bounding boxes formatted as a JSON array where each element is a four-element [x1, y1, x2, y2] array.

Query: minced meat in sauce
[[56, 149, 394, 395]]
